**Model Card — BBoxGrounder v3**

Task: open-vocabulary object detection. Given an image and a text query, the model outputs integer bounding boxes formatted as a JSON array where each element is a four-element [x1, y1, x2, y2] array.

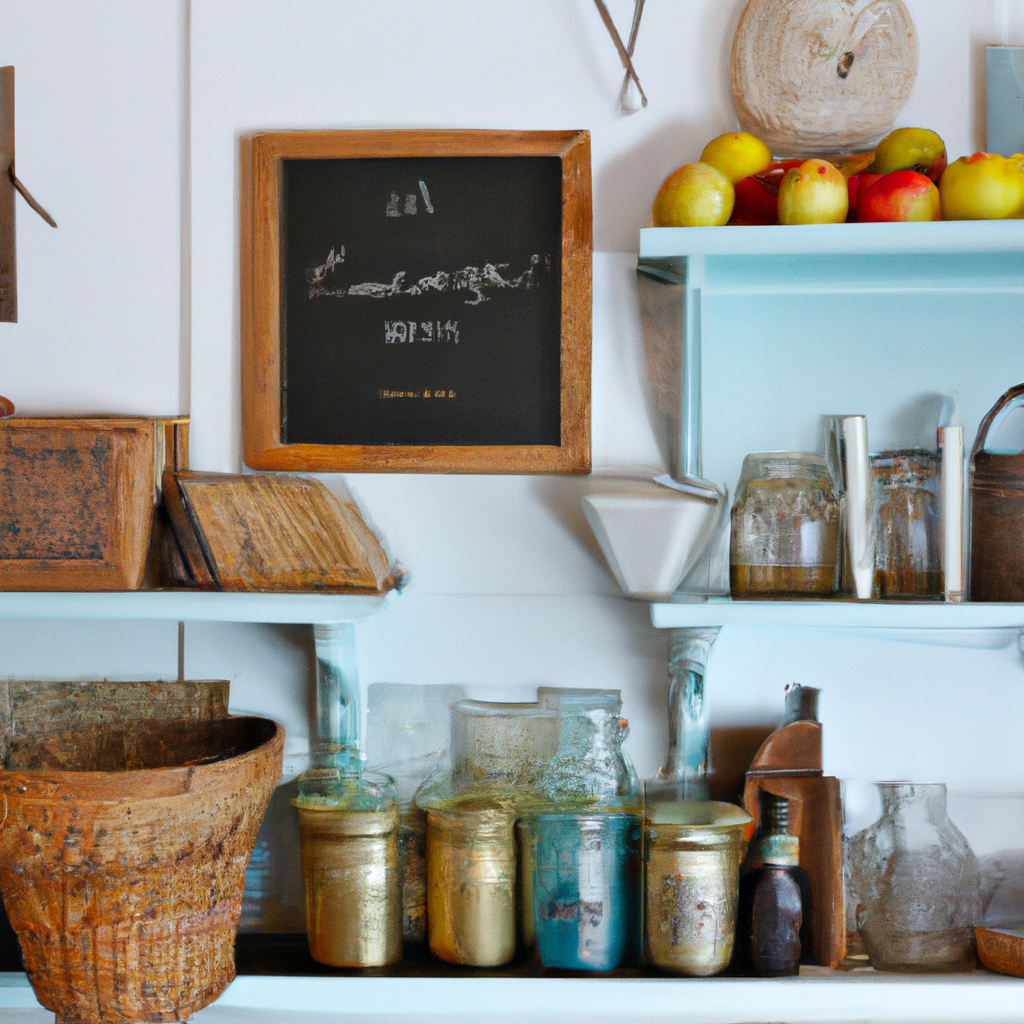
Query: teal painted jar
[[521, 811, 641, 972]]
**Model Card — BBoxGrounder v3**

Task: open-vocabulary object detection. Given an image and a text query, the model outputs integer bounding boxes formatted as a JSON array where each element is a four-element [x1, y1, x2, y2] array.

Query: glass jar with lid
[[730, 452, 841, 598]]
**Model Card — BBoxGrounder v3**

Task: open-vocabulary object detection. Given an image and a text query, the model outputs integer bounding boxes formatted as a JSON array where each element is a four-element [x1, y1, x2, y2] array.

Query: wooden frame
[[240, 129, 591, 473]]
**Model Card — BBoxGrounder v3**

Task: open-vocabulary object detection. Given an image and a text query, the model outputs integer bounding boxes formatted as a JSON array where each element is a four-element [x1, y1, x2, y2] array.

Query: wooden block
[[744, 774, 847, 969], [0, 67, 14, 323], [748, 720, 823, 773], [169, 470, 395, 593], [6, 679, 230, 770], [0, 418, 156, 590]]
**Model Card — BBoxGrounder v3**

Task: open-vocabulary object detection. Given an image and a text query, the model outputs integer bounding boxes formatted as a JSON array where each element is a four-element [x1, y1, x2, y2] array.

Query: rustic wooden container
[[969, 383, 1024, 602], [0, 713, 283, 1024]]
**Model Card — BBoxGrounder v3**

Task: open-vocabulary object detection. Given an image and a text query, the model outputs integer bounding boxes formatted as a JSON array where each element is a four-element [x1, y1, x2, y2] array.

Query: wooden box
[[0, 417, 174, 591]]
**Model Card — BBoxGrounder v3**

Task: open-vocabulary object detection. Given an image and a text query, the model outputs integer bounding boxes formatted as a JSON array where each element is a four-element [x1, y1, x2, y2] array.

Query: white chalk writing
[[309, 253, 550, 305], [305, 246, 346, 286], [384, 320, 459, 345]]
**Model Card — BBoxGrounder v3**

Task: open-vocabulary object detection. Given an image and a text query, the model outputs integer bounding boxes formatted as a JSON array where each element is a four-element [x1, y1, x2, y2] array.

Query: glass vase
[[847, 782, 979, 972]]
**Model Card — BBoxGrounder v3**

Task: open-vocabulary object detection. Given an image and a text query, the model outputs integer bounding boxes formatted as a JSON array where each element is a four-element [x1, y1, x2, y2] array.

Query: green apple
[[871, 127, 947, 183]]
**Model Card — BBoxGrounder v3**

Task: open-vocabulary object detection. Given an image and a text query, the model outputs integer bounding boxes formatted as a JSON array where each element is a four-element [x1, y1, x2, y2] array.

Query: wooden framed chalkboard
[[240, 130, 591, 473]]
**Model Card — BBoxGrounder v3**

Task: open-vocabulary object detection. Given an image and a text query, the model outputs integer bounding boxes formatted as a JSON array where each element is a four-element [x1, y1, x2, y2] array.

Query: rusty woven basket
[[0, 714, 283, 1024]]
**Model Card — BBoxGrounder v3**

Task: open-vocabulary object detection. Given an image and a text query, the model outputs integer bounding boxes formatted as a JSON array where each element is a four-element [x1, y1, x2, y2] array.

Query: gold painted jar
[[296, 805, 402, 967], [644, 801, 752, 976], [426, 801, 518, 966]]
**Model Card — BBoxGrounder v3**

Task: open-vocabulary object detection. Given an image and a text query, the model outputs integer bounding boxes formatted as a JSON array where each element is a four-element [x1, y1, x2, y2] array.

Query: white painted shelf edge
[[3, 970, 1024, 1023], [650, 599, 1024, 631], [639, 220, 1024, 258], [0, 590, 394, 624]]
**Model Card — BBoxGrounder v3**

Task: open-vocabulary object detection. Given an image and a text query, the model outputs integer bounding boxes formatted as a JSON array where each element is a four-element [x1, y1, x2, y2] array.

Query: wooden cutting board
[[165, 470, 394, 593]]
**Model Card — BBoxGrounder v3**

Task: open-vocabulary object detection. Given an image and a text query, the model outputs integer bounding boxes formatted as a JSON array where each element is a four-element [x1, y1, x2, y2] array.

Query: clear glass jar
[[872, 449, 941, 599], [847, 782, 979, 972], [730, 453, 841, 598]]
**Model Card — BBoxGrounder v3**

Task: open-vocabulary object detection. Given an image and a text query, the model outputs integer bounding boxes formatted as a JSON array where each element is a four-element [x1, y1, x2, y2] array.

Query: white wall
[[1, 1, 1024, 931]]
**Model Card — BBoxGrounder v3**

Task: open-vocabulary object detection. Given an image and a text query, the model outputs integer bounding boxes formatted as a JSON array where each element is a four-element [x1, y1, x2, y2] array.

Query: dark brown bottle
[[736, 793, 812, 977]]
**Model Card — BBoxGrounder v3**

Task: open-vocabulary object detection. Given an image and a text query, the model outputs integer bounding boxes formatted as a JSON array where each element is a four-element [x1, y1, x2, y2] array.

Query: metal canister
[[644, 802, 751, 976], [296, 805, 402, 967], [399, 802, 427, 944], [522, 811, 640, 972], [426, 801, 517, 966]]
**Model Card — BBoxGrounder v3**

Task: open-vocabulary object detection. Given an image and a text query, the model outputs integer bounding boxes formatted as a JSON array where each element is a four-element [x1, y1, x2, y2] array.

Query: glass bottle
[[847, 782, 979, 972], [518, 695, 642, 972], [872, 450, 941, 599], [736, 793, 812, 977], [730, 452, 841, 598]]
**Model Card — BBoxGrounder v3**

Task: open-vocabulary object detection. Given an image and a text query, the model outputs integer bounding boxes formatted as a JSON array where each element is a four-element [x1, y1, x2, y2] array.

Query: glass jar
[[872, 449, 941, 599], [644, 801, 752, 976], [847, 782, 979, 972], [519, 700, 642, 972], [730, 453, 841, 598]]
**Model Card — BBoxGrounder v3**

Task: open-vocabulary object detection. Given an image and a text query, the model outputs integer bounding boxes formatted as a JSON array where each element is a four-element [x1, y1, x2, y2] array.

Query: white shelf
[[2, 970, 1021, 1023], [651, 598, 1024, 632], [640, 220, 1024, 258], [0, 590, 393, 624]]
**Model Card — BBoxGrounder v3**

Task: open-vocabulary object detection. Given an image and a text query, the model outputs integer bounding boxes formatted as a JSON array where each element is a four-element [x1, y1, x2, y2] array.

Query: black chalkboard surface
[[241, 131, 591, 474], [282, 156, 562, 448]]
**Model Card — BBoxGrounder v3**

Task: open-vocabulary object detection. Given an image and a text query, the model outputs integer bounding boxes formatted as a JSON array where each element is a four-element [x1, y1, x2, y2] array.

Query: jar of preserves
[[730, 453, 841, 598], [872, 449, 941, 599]]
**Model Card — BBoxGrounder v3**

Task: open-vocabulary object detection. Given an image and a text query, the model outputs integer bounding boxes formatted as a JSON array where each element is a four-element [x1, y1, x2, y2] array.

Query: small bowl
[[976, 925, 1024, 978], [581, 477, 724, 600]]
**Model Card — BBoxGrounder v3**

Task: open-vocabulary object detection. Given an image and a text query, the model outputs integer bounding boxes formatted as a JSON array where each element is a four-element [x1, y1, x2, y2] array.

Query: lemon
[[699, 132, 773, 184], [652, 162, 735, 227]]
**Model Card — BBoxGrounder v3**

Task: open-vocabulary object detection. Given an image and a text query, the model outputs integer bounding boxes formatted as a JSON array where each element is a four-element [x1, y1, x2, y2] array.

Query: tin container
[[644, 801, 752, 976], [426, 801, 518, 966], [970, 383, 1024, 601], [296, 804, 402, 967], [521, 811, 640, 971]]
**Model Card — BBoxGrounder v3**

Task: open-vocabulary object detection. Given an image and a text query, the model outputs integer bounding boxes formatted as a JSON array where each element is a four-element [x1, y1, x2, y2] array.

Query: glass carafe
[[847, 782, 979, 972]]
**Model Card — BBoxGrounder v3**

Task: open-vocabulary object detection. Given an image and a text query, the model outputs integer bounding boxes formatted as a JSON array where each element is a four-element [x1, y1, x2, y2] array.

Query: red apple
[[760, 160, 802, 188], [846, 173, 883, 220], [858, 170, 941, 222], [730, 175, 779, 225]]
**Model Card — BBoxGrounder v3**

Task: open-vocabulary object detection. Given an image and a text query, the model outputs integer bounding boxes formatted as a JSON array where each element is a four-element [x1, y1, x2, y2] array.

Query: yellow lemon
[[871, 127, 947, 182], [699, 132, 773, 184], [652, 162, 735, 227]]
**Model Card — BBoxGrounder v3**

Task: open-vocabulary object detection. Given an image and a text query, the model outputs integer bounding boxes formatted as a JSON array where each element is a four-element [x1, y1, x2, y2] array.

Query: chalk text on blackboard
[[384, 320, 459, 345], [307, 252, 551, 306], [379, 389, 456, 400], [385, 180, 434, 218]]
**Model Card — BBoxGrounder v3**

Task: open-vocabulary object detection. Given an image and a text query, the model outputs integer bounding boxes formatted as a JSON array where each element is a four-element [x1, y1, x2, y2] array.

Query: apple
[[847, 173, 883, 220], [730, 175, 779, 225], [652, 162, 735, 227], [858, 170, 940, 222], [777, 159, 849, 225], [871, 127, 947, 183], [700, 132, 773, 184], [939, 153, 1024, 220]]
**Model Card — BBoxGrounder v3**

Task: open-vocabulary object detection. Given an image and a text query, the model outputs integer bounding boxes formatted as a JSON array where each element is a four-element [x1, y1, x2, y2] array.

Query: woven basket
[[0, 714, 283, 1024]]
